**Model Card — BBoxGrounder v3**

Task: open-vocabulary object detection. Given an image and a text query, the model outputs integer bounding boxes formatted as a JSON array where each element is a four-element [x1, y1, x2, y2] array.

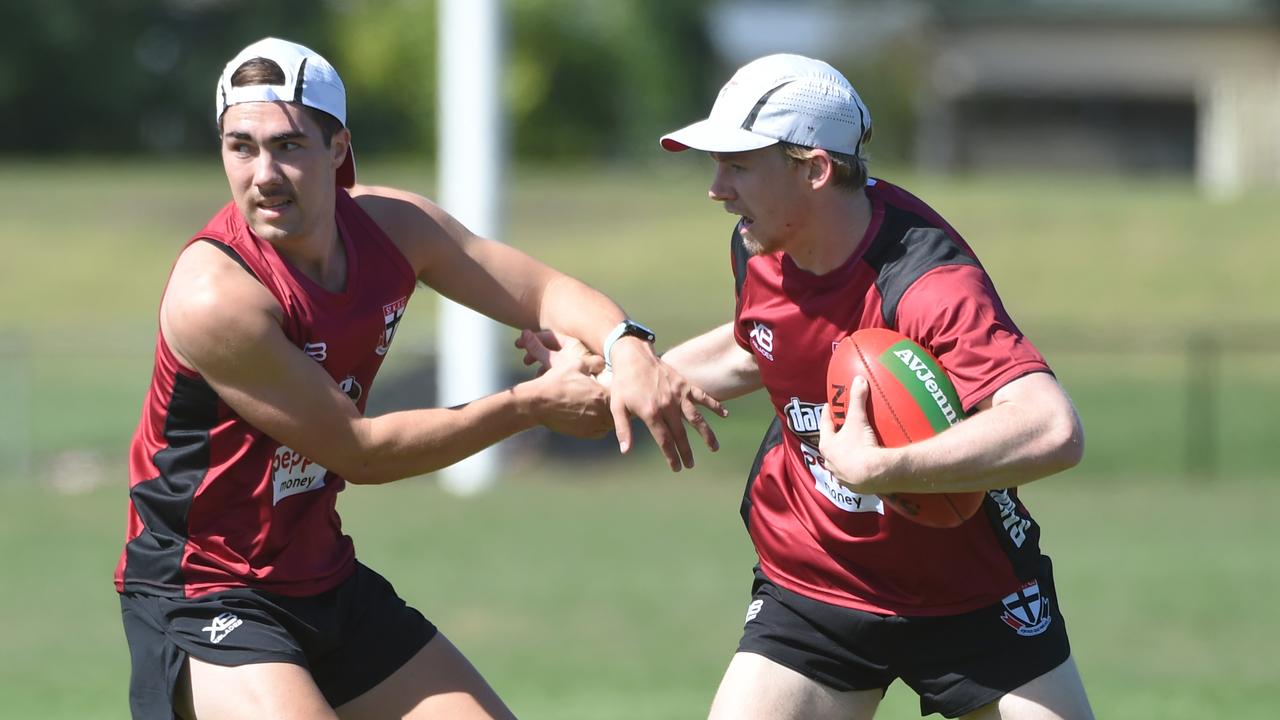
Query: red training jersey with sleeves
[[115, 190, 417, 599], [733, 178, 1051, 616]]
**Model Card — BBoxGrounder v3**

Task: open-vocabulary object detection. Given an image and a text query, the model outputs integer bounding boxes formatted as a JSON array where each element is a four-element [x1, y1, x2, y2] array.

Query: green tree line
[[1, 0, 717, 161]]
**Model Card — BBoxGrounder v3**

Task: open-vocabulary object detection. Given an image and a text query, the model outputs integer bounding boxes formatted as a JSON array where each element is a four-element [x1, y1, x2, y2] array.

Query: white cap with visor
[[215, 37, 356, 188], [661, 54, 871, 157]]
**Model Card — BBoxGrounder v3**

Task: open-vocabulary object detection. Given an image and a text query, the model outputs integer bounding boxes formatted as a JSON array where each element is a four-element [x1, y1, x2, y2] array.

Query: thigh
[[735, 569, 898, 694], [708, 652, 882, 720], [307, 563, 437, 708], [181, 657, 336, 720], [121, 591, 312, 720], [335, 633, 515, 720], [960, 655, 1093, 720]]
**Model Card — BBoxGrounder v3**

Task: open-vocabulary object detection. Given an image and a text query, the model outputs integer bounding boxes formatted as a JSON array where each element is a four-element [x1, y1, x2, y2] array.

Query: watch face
[[624, 321, 655, 342]]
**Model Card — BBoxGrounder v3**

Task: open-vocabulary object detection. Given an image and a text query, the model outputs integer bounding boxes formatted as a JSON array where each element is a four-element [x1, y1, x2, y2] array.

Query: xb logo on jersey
[[749, 322, 774, 361]]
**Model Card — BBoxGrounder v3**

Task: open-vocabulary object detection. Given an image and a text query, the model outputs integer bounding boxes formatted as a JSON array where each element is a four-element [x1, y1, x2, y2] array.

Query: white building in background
[[708, 0, 1280, 197]]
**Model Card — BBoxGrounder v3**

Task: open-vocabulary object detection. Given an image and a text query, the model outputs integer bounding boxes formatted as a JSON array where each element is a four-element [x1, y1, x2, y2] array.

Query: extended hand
[[607, 339, 727, 471], [517, 329, 727, 470]]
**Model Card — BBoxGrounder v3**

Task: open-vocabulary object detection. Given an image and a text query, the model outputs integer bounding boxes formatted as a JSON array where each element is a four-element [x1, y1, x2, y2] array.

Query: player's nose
[[252, 151, 284, 188], [708, 165, 734, 203]]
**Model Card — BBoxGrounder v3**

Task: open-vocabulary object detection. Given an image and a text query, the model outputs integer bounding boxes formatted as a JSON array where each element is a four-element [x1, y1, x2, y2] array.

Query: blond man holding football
[[651, 54, 1092, 719], [665, 54, 1095, 717]]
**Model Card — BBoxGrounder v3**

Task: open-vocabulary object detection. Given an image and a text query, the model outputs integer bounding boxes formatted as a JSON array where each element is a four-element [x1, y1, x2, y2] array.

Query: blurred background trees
[[0, 0, 729, 163]]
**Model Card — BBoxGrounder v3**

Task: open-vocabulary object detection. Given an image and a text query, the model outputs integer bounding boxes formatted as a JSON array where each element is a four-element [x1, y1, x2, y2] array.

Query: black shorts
[[736, 557, 1071, 718], [120, 561, 437, 719]]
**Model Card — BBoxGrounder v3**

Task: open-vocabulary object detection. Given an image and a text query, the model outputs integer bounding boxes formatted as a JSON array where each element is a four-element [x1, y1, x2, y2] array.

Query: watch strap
[[603, 320, 656, 369]]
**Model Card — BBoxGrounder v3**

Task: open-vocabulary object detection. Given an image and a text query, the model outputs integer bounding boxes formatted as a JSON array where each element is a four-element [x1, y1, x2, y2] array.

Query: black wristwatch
[[603, 319, 656, 369]]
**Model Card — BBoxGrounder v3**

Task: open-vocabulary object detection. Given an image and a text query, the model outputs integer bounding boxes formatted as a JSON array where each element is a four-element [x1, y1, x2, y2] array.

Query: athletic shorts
[[736, 557, 1071, 718], [120, 561, 437, 719]]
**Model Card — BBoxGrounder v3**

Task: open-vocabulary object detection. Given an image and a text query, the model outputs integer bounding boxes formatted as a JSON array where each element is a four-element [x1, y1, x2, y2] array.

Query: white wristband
[[602, 320, 656, 370]]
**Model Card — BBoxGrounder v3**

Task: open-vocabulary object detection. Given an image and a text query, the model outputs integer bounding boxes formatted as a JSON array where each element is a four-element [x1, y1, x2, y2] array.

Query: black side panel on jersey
[[199, 238, 259, 281], [978, 488, 1044, 581], [861, 212, 979, 328], [740, 417, 785, 529], [731, 226, 751, 299], [124, 373, 220, 595]]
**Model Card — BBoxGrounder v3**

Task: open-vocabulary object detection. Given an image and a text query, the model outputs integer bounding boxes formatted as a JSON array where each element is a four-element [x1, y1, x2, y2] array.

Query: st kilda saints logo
[[999, 580, 1052, 637], [376, 297, 408, 356]]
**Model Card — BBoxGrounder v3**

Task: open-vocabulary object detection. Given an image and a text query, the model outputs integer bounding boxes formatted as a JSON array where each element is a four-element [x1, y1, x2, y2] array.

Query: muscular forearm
[[661, 323, 762, 400], [822, 372, 1084, 494], [342, 383, 544, 485], [535, 274, 628, 355], [876, 399, 1083, 493]]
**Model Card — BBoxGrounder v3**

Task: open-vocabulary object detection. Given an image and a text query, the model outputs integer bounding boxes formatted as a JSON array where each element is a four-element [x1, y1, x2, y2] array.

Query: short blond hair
[[778, 139, 869, 190]]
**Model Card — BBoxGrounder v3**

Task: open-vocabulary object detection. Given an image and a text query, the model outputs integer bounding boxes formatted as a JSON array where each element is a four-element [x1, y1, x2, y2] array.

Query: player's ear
[[807, 150, 835, 190], [331, 127, 351, 168]]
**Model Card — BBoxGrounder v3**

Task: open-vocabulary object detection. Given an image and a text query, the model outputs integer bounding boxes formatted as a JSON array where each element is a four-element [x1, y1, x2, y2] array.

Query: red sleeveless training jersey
[[733, 178, 1053, 616], [115, 190, 416, 599]]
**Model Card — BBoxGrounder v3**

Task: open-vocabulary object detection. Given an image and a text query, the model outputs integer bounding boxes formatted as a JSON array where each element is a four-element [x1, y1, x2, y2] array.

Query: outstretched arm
[[516, 329, 730, 465], [161, 241, 613, 486], [660, 323, 762, 401], [355, 184, 726, 471]]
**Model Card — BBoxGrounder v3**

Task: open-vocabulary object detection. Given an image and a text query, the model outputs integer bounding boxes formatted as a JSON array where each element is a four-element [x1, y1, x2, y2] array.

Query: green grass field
[[1, 468, 1277, 719], [1, 160, 1277, 718]]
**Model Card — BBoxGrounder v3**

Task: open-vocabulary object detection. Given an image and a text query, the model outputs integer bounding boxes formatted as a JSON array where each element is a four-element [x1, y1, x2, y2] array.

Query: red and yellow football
[[826, 328, 983, 528]]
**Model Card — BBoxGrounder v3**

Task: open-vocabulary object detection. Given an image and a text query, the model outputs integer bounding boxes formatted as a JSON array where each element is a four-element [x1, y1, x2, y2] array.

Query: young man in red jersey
[[657, 54, 1094, 719], [116, 37, 723, 720]]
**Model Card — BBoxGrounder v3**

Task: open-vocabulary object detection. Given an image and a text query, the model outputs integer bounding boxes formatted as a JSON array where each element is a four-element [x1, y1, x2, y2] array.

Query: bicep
[[163, 253, 368, 476], [895, 264, 1050, 411], [981, 371, 1075, 418], [357, 186, 555, 329], [421, 234, 560, 328]]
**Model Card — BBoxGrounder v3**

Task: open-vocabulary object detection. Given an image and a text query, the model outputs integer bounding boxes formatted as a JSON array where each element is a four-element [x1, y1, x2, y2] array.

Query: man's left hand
[[818, 375, 891, 492]]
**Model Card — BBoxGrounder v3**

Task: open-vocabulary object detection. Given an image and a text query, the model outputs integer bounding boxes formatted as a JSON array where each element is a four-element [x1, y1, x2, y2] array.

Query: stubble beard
[[741, 232, 783, 257]]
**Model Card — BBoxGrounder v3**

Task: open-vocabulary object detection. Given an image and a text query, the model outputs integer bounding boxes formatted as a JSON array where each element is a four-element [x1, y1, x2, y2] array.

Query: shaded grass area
[[1, 464, 1276, 719]]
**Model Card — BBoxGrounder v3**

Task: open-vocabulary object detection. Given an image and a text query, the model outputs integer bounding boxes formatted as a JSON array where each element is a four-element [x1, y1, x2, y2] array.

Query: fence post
[[1186, 331, 1218, 481]]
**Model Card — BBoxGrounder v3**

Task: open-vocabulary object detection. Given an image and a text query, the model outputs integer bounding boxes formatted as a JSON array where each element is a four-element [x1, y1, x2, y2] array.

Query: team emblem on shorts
[[999, 581, 1052, 637], [202, 612, 244, 645]]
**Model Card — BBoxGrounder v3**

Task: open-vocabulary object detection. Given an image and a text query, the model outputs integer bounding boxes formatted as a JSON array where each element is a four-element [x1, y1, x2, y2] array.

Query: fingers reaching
[[610, 394, 634, 456], [683, 386, 726, 453], [516, 329, 552, 367]]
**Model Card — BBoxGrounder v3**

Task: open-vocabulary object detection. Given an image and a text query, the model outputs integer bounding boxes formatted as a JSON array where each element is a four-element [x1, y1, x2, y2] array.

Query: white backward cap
[[661, 54, 871, 156], [215, 37, 355, 187]]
